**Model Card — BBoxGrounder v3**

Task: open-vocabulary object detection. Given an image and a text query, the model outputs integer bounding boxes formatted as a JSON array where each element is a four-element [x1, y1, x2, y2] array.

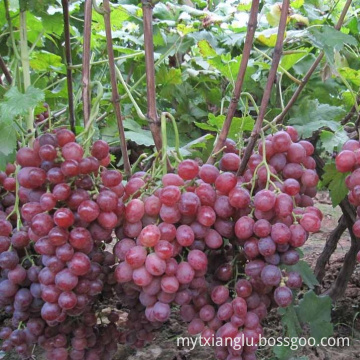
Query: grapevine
[[0, 124, 322, 360]]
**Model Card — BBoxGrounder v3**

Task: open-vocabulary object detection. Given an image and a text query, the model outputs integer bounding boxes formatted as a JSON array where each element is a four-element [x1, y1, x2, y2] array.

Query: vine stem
[[142, 0, 162, 152], [164, 112, 183, 162], [19, 8, 34, 141], [238, 0, 290, 175], [160, 113, 167, 176], [115, 66, 146, 120], [206, 0, 259, 164], [82, 0, 92, 126], [6, 165, 22, 230], [69, 52, 144, 69], [102, 0, 131, 178], [0, 55, 12, 84], [262, 0, 353, 132], [325, 199, 360, 301], [4, 0, 20, 61], [314, 215, 346, 284], [61, 0, 76, 133]]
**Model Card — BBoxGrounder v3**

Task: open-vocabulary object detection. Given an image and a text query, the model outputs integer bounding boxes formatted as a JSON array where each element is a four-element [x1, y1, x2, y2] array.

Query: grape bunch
[[112, 126, 322, 360], [335, 139, 360, 260], [0, 129, 126, 359], [0, 125, 322, 359], [35, 103, 50, 125]]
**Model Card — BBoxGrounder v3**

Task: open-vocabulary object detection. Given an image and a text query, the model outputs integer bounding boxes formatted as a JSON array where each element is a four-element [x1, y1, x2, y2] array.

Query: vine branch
[[61, 0, 76, 133], [103, 0, 131, 177], [0, 55, 12, 84], [4, 0, 20, 61], [82, 0, 93, 126], [142, 0, 162, 152], [262, 0, 353, 131], [238, 0, 290, 175], [325, 199, 360, 301], [314, 215, 347, 284], [206, 0, 259, 164], [19, 8, 34, 141]]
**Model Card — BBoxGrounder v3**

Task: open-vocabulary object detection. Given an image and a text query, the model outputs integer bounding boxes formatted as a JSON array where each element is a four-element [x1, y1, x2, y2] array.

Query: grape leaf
[[0, 118, 17, 158], [200, 114, 254, 138], [92, 6, 130, 31], [280, 51, 308, 71], [194, 122, 218, 131], [208, 114, 225, 128], [307, 26, 357, 64], [296, 291, 333, 343], [272, 344, 294, 360], [197, 40, 217, 57], [274, 305, 302, 360], [207, 54, 242, 81], [157, 66, 182, 86], [125, 130, 155, 147], [256, 28, 279, 47], [229, 116, 255, 138], [288, 99, 345, 138], [0, 86, 44, 121], [338, 67, 360, 86], [320, 130, 348, 154], [41, 13, 64, 37], [30, 51, 65, 73], [322, 162, 349, 207], [291, 0, 304, 8], [237, 0, 252, 11], [278, 305, 302, 338], [283, 261, 319, 289]]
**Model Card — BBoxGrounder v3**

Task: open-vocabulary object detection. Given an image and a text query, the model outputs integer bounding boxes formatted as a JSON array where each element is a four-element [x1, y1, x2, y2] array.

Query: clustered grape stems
[[0, 0, 358, 360]]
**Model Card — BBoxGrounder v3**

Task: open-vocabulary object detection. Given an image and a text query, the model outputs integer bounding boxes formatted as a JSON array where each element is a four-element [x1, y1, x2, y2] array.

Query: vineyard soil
[[2, 194, 359, 360]]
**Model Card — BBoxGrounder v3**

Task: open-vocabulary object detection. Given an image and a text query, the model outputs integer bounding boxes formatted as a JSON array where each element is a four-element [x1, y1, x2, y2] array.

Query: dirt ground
[[2, 193, 360, 360]]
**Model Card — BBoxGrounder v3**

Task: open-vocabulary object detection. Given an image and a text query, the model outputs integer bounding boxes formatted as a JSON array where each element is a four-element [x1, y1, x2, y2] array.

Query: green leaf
[[157, 66, 182, 86], [272, 344, 294, 360], [0, 86, 44, 121], [194, 122, 218, 132], [265, 3, 283, 27], [92, 5, 130, 31], [0, 118, 17, 158], [125, 130, 155, 147], [207, 55, 241, 81], [197, 40, 217, 57], [296, 291, 333, 343], [341, 91, 356, 107], [208, 114, 225, 129], [338, 67, 360, 87], [177, 24, 197, 35], [278, 305, 302, 338], [296, 291, 332, 325], [237, 0, 252, 11], [322, 162, 349, 207], [284, 261, 319, 289], [229, 116, 255, 138], [123, 119, 142, 132], [30, 51, 65, 73], [347, 17, 359, 35], [307, 26, 357, 64], [41, 13, 64, 37], [309, 320, 334, 343], [320, 130, 348, 154], [280, 51, 308, 71], [288, 99, 345, 138], [256, 28, 279, 47], [291, 0, 304, 9]]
